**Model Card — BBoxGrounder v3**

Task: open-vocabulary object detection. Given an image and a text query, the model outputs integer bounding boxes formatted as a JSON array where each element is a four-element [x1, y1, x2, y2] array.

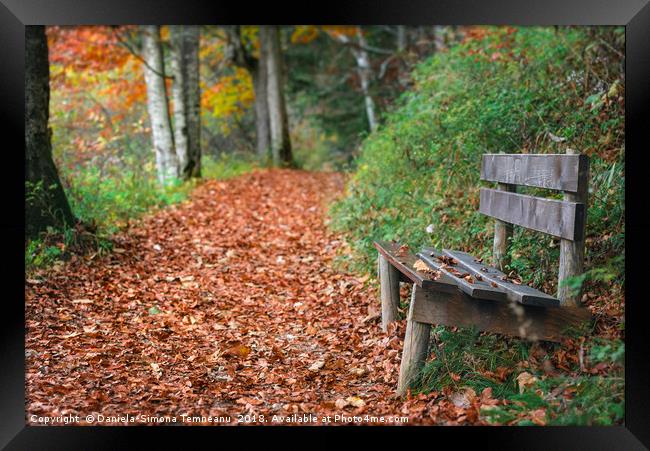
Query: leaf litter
[[26, 169, 502, 425]]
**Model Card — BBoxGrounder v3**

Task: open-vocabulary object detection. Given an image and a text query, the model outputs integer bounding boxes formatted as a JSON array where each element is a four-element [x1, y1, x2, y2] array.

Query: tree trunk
[[251, 53, 271, 161], [354, 27, 378, 133], [141, 25, 178, 185], [396, 26, 407, 52], [25, 25, 76, 240], [169, 26, 189, 175], [262, 26, 293, 167], [224, 26, 270, 162], [183, 25, 202, 178]]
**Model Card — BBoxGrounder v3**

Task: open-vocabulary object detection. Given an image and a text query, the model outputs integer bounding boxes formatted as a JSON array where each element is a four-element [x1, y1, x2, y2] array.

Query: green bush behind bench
[[329, 26, 624, 425], [330, 26, 624, 297]]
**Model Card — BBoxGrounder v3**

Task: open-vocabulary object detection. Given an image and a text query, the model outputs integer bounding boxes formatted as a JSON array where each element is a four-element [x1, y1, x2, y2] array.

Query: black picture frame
[[2, 0, 649, 448]]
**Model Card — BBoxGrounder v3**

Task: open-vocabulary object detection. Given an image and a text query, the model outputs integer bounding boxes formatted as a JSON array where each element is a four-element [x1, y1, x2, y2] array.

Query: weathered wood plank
[[479, 188, 585, 241], [397, 284, 432, 396], [558, 149, 589, 306], [442, 249, 560, 307], [410, 285, 592, 343], [416, 249, 508, 302], [379, 254, 400, 331], [481, 153, 589, 193], [373, 241, 457, 293]]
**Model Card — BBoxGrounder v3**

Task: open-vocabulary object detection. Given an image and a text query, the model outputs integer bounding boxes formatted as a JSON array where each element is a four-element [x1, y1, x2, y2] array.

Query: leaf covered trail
[[26, 169, 468, 425]]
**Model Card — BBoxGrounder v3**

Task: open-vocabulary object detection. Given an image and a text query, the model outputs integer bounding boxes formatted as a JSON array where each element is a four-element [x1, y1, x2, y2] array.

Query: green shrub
[[330, 27, 625, 297], [329, 27, 625, 425], [26, 154, 254, 273]]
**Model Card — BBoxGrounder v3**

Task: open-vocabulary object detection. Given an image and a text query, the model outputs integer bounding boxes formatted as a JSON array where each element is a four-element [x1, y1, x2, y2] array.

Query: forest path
[[26, 169, 449, 425]]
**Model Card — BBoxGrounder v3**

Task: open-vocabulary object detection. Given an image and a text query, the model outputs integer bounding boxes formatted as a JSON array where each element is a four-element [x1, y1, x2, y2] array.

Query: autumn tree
[[170, 25, 201, 179], [224, 26, 271, 161], [261, 26, 293, 167], [25, 25, 76, 240], [141, 25, 179, 185]]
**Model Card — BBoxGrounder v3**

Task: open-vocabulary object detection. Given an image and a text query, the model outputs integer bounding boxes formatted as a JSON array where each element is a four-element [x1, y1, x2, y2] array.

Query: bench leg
[[397, 284, 431, 396], [378, 253, 400, 332]]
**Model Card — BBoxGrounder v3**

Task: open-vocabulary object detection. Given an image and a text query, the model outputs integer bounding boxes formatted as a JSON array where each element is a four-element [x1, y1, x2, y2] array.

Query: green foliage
[[26, 154, 254, 274], [329, 27, 625, 425], [330, 27, 625, 297], [415, 326, 624, 426]]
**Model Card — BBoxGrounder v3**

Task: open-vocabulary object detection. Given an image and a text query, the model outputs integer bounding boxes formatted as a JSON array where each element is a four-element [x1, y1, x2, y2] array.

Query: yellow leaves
[[346, 396, 366, 408], [413, 259, 430, 272], [202, 67, 254, 134], [291, 26, 320, 44], [516, 371, 539, 394], [334, 396, 366, 409]]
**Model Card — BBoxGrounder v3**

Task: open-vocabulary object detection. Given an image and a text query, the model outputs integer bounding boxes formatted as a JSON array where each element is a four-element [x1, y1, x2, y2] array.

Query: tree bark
[[170, 25, 201, 179], [141, 25, 178, 185], [262, 26, 294, 167], [169, 26, 189, 175], [252, 50, 271, 161], [354, 27, 378, 133], [224, 26, 270, 161], [396, 26, 407, 52], [25, 25, 76, 240], [183, 26, 201, 178]]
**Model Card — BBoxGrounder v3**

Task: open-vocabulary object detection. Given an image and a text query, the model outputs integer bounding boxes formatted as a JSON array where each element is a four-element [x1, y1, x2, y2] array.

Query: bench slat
[[373, 241, 457, 293], [442, 249, 560, 307], [479, 188, 585, 241], [416, 249, 508, 302], [481, 153, 589, 193], [410, 284, 592, 343]]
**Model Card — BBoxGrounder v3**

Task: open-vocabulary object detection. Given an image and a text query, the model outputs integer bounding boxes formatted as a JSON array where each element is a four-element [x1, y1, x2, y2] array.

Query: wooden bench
[[374, 151, 593, 395]]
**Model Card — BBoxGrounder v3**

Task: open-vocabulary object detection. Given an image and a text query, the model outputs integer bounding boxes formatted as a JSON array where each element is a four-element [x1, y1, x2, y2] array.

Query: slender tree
[[141, 25, 178, 185], [169, 26, 189, 176], [225, 26, 270, 161], [184, 26, 202, 178], [332, 27, 379, 133], [25, 26, 76, 240], [170, 25, 202, 179], [262, 26, 293, 167]]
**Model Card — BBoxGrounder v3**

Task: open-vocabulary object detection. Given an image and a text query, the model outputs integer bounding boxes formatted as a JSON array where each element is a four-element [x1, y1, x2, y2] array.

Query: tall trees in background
[[141, 25, 201, 185], [170, 25, 202, 179], [226, 26, 293, 167], [331, 27, 381, 133], [141, 25, 178, 185], [25, 26, 76, 240], [262, 26, 294, 167], [225, 26, 271, 161]]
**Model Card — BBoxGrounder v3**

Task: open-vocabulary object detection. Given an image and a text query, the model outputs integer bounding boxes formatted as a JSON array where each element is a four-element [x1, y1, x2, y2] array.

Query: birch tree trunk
[[141, 25, 178, 185], [25, 25, 76, 240], [169, 26, 188, 175], [262, 26, 294, 167], [354, 27, 378, 133], [397, 26, 407, 52], [183, 25, 201, 178]]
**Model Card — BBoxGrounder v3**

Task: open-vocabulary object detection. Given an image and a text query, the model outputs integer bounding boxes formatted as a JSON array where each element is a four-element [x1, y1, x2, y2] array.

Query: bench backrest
[[479, 152, 590, 305]]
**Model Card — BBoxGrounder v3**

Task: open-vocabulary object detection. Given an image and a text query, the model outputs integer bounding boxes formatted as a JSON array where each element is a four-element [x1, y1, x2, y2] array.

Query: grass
[[328, 26, 625, 425], [413, 326, 624, 425]]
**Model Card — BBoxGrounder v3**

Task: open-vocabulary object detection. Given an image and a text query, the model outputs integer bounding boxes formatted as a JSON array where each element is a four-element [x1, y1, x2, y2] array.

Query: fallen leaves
[[23, 169, 498, 426], [516, 371, 539, 394], [308, 360, 325, 372]]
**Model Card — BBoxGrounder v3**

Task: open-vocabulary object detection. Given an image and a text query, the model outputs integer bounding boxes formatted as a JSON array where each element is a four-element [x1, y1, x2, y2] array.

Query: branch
[[112, 27, 174, 80], [327, 30, 394, 55], [223, 25, 257, 72]]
